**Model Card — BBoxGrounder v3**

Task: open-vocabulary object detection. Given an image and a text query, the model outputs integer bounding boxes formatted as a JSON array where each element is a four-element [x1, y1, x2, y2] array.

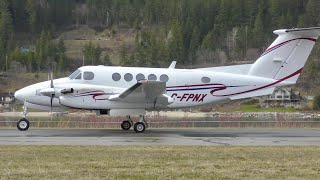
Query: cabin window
[[136, 73, 145, 81], [112, 73, 121, 81], [83, 71, 94, 80], [148, 74, 157, 81], [201, 77, 210, 83], [124, 73, 133, 82], [160, 74, 169, 82], [75, 73, 82, 80]]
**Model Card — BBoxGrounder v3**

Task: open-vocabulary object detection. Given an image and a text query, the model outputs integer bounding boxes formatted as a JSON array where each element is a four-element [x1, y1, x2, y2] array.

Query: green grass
[[239, 104, 297, 112], [0, 146, 319, 179]]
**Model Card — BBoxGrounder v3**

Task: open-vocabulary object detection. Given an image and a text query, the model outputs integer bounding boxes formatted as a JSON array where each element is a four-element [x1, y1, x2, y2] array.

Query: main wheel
[[121, 120, 132, 130], [17, 118, 30, 131], [134, 122, 146, 133]]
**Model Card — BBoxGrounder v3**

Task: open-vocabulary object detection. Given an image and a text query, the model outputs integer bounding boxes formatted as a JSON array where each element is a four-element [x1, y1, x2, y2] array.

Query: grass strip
[[0, 146, 319, 179]]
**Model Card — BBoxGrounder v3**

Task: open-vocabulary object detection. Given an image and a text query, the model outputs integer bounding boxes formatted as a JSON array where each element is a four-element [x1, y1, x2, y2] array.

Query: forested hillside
[[0, 0, 320, 83]]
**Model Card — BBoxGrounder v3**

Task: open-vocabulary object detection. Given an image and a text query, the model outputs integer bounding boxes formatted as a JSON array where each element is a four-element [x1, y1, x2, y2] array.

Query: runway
[[0, 128, 320, 145]]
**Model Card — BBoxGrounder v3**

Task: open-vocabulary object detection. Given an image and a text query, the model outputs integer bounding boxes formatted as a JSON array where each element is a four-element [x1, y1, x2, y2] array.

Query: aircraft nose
[[14, 89, 25, 102], [14, 87, 35, 102]]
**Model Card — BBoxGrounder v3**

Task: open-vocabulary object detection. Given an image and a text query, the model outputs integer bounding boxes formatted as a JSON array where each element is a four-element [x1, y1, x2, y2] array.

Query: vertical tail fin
[[248, 27, 320, 83]]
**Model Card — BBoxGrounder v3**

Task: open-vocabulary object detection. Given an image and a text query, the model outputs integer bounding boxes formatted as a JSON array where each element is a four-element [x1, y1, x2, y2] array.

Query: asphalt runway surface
[[0, 128, 320, 145]]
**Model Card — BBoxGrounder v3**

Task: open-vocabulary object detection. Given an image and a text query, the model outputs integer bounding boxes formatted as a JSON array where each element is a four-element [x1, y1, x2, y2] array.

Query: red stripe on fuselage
[[167, 83, 225, 89], [211, 68, 303, 97]]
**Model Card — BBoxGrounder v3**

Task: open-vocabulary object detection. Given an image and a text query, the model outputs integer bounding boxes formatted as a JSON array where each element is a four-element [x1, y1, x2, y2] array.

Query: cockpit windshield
[[69, 69, 81, 79]]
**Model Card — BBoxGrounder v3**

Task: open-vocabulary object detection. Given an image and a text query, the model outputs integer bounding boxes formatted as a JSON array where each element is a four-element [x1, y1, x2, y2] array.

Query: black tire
[[17, 118, 30, 131], [121, 120, 131, 130], [134, 122, 146, 133]]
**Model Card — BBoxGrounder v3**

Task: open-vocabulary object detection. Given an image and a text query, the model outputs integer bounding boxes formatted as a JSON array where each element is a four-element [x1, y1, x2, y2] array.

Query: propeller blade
[[50, 72, 54, 88], [49, 70, 54, 115], [50, 94, 54, 114]]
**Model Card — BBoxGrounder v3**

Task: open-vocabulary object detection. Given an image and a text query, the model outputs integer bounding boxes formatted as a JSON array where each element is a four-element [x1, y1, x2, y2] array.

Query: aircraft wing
[[109, 80, 172, 105]]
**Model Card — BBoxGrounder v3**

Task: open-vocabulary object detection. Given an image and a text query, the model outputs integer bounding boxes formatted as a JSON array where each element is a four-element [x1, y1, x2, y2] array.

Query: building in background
[[259, 88, 308, 108]]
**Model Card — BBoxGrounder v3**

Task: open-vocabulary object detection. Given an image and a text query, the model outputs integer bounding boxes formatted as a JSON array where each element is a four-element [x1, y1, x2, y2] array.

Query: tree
[[119, 42, 134, 66], [231, 0, 244, 25], [305, 0, 320, 26], [167, 22, 184, 63], [102, 53, 112, 66], [252, 6, 264, 47], [313, 95, 320, 110], [188, 26, 200, 64], [0, 0, 14, 69], [201, 31, 215, 50], [26, 0, 38, 33], [82, 41, 102, 65], [34, 31, 49, 72], [56, 39, 67, 72], [269, 0, 281, 27]]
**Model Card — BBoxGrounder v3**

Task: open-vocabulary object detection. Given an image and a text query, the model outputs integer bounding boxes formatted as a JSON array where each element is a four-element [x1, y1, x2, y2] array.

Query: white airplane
[[14, 27, 320, 133]]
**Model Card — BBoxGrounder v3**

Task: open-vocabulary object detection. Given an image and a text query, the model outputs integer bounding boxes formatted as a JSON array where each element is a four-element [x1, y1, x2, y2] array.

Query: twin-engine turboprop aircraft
[[14, 27, 320, 132]]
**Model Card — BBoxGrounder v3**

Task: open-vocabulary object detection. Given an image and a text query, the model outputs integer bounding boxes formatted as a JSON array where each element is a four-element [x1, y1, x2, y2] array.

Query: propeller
[[50, 71, 54, 114], [39, 71, 55, 114]]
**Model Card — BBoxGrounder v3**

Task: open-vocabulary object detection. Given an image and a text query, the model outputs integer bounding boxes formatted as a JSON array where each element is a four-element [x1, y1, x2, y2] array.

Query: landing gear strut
[[17, 104, 30, 131]]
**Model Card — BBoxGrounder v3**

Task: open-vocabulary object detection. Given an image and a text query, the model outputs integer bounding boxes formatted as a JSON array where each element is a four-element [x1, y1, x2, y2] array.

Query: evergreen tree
[[231, 0, 244, 25], [305, 0, 320, 26], [0, 0, 319, 73], [26, 0, 38, 33], [269, 0, 281, 27], [0, 0, 13, 69], [119, 42, 132, 66], [56, 39, 67, 72], [102, 53, 112, 66], [189, 26, 200, 64], [201, 30, 214, 50], [167, 22, 184, 63], [252, 6, 264, 48], [82, 41, 102, 65]]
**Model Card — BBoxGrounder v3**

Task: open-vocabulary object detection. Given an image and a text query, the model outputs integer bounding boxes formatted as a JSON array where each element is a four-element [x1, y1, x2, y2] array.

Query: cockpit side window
[[69, 69, 80, 79], [83, 71, 94, 80], [75, 73, 82, 80]]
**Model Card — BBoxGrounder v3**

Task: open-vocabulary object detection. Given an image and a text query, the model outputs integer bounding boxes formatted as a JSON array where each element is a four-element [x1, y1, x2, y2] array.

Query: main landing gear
[[17, 105, 30, 131], [121, 115, 148, 133]]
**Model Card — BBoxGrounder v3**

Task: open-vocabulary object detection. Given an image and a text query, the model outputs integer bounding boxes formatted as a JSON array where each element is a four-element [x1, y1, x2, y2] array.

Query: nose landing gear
[[17, 104, 30, 131]]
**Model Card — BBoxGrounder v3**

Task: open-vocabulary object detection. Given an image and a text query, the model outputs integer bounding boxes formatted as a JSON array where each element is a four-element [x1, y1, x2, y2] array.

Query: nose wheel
[[17, 118, 30, 131], [17, 103, 30, 131]]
